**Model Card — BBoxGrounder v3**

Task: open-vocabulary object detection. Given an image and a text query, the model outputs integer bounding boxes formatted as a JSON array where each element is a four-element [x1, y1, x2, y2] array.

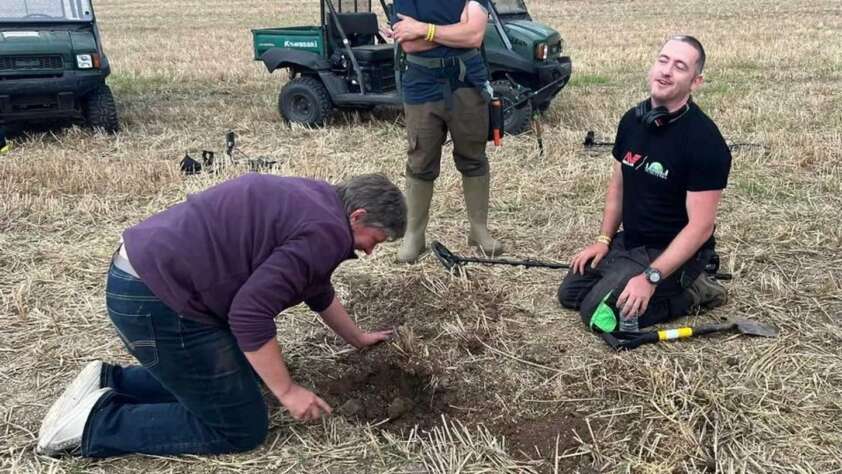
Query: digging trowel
[[600, 319, 778, 350]]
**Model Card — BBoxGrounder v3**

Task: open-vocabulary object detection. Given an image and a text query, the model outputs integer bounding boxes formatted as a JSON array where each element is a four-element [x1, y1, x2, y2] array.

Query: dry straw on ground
[[1, 0, 841, 472]]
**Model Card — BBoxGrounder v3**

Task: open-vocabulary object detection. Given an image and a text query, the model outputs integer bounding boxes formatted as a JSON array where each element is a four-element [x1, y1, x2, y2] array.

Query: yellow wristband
[[427, 24, 436, 42]]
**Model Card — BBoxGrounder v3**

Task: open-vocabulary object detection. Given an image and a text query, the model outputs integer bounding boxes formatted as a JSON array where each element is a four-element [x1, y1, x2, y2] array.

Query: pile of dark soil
[[319, 353, 450, 434]]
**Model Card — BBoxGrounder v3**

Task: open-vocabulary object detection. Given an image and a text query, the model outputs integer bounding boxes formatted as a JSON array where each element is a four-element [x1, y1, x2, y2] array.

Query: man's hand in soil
[[356, 329, 394, 348], [277, 384, 333, 421], [319, 297, 395, 349]]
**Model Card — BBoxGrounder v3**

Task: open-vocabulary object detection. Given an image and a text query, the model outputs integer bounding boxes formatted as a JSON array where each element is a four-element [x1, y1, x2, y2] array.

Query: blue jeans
[[82, 263, 268, 458]]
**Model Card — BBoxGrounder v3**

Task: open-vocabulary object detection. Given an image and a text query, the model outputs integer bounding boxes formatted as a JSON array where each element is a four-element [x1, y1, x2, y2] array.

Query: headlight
[[76, 54, 93, 69], [76, 53, 100, 69], [534, 43, 548, 61]]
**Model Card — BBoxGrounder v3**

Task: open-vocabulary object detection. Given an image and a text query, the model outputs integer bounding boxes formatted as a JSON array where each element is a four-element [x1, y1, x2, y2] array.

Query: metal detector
[[431, 241, 732, 280], [431, 241, 569, 271]]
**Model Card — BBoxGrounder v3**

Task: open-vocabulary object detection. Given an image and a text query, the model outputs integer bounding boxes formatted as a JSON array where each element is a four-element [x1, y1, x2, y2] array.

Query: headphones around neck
[[635, 98, 691, 129]]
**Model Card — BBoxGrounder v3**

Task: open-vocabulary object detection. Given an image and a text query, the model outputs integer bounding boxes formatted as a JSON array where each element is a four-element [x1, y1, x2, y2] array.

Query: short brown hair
[[668, 35, 706, 74], [335, 174, 407, 240]]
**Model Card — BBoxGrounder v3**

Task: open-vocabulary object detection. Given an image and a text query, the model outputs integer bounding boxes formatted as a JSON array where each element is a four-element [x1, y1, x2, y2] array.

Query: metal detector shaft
[[452, 254, 568, 269], [502, 75, 569, 114], [431, 241, 569, 271], [432, 240, 731, 280]]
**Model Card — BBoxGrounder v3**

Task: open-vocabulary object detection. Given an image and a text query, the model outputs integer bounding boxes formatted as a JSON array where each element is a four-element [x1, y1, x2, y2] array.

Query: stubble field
[[1, 0, 841, 472]]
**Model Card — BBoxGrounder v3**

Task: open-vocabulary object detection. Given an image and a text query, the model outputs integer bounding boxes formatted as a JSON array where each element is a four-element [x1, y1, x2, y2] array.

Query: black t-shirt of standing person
[[612, 101, 732, 250]]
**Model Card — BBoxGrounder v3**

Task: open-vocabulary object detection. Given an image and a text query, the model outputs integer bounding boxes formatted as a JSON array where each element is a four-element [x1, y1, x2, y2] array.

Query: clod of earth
[[387, 396, 415, 419], [338, 398, 364, 418]]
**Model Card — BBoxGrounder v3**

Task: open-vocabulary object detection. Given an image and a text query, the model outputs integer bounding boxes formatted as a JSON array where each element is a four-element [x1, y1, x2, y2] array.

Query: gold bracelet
[[427, 24, 436, 42], [595, 234, 612, 246]]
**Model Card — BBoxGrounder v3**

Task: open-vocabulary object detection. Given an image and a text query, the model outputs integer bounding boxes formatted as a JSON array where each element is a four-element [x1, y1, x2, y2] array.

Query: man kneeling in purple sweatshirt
[[36, 173, 407, 458]]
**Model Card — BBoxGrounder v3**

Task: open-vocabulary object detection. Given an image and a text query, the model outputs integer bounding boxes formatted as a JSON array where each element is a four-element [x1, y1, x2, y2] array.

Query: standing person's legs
[[399, 101, 448, 263], [448, 88, 502, 255]]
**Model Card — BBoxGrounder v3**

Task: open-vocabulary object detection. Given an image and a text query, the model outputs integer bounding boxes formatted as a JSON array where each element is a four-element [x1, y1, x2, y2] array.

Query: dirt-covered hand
[[355, 329, 394, 349], [277, 384, 333, 421], [570, 242, 609, 275]]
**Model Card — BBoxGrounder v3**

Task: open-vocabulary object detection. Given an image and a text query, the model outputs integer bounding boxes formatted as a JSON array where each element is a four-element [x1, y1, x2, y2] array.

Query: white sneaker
[[37, 387, 112, 456], [39, 361, 103, 442]]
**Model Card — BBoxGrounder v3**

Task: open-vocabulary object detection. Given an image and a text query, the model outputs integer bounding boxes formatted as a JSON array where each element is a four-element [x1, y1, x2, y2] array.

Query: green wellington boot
[[397, 177, 435, 263], [462, 173, 504, 256], [686, 273, 728, 311]]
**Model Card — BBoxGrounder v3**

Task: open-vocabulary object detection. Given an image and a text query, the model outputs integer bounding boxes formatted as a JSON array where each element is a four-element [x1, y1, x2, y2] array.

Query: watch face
[[647, 269, 661, 283]]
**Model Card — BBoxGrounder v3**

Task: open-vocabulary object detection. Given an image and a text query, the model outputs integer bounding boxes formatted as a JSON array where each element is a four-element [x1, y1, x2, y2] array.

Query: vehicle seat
[[329, 12, 379, 47], [350, 44, 394, 62]]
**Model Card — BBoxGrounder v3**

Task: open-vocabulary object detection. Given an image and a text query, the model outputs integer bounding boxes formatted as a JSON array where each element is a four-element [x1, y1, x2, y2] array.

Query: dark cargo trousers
[[404, 87, 489, 181], [558, 233, 710, 330]]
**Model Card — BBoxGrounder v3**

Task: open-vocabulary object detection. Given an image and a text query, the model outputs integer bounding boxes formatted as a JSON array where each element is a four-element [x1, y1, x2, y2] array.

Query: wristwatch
[[643, 267, 662, 285]]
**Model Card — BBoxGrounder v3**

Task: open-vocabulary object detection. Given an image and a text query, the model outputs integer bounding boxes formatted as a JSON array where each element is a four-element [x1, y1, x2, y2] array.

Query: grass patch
[[567, 73, 612, 87]]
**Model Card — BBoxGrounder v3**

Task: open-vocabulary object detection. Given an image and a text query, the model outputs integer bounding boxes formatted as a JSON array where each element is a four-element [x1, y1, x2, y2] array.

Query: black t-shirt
[[612, 101, 731, 250]]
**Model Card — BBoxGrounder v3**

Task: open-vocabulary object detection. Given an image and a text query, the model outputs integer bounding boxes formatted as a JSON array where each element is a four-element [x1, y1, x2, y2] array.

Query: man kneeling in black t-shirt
[[558, 35, 731, 333]]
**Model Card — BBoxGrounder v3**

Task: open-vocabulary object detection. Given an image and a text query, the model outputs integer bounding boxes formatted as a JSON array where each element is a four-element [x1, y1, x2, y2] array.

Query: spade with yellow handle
[[600, 319, 778, 350]]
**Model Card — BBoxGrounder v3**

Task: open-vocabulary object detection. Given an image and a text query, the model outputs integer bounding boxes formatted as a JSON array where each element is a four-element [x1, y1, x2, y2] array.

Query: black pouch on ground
[[180, 153, 202, 175]]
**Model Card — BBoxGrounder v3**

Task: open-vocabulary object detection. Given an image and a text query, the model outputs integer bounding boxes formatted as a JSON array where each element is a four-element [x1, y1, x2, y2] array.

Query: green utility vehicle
[[252, 0, 570, 134], [0, 0, 118, 132]]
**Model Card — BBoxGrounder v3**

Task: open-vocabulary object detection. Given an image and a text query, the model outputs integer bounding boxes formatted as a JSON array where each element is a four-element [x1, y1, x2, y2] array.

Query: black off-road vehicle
[[0, 0, 119, 132]]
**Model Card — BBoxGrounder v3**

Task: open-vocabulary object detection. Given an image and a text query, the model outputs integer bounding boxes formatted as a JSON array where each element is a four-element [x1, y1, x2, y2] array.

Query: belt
[[405, 49, 480, 74], [405, 49, 480, 83], [113, 244, 140, 278], [405, 49, 482, 110]]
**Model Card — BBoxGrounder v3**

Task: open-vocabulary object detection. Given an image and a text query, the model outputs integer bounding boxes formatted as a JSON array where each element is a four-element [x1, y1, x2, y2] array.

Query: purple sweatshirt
[[123, 174, 356, 351]]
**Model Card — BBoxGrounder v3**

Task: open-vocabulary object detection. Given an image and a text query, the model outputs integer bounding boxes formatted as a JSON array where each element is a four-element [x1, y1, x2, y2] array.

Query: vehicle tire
[[83, 84, 119, 133], [279, 76, 332, 126], [492, 80, 532, 135]]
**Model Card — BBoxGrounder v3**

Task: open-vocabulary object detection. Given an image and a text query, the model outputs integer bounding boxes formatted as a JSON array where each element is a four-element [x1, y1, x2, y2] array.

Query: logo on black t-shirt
[[621, 151, 647, 169], [644, 161, 669, 180]]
